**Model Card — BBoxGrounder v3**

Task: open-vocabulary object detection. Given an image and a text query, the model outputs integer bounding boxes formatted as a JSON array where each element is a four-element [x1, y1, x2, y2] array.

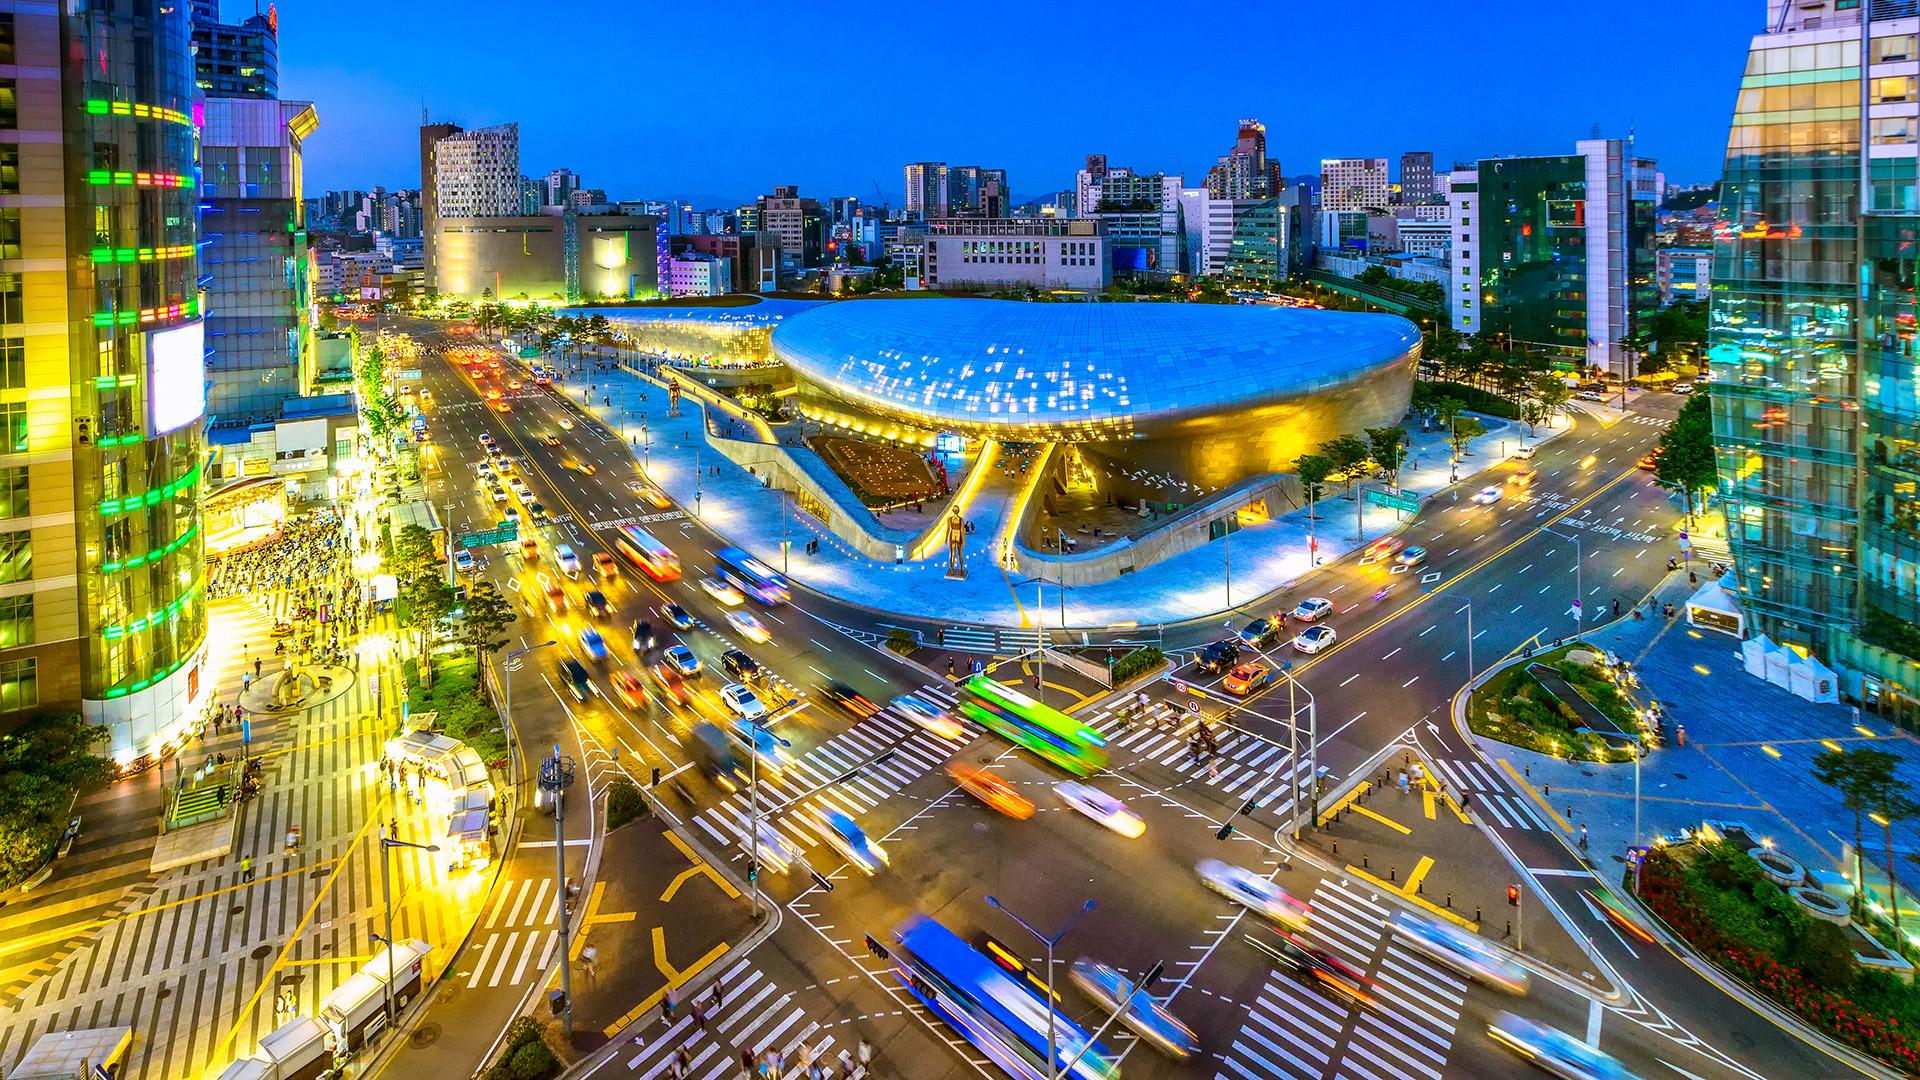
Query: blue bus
[[714, 545, 789, 606], [892, 914, 1118, 1080]]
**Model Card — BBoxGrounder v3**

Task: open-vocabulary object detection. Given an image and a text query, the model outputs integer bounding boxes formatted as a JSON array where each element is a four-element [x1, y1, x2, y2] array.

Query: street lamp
[[743, 711, 795, 919], [377, 831, 440, 1031], [1542, 527, 1585, 630], [985, 895, 1096, 1074], [538, 747, 577, 1039], [1274, 662, 1318, 840]]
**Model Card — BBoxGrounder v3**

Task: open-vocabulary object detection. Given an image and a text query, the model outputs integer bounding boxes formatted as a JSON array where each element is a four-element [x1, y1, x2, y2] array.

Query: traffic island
[[1466, 643, 1641, 763]]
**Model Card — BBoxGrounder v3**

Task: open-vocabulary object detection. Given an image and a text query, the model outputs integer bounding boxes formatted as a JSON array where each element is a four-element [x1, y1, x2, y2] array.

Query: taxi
[[1223, 661, 1273, 696], [947, 763, 1035, 820]]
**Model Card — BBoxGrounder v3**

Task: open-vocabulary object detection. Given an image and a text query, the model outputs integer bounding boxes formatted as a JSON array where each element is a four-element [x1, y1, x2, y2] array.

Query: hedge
[[606, 779, 648, 832], [1420, 380, 1521, 420], [1111, 647, 1167, 685]]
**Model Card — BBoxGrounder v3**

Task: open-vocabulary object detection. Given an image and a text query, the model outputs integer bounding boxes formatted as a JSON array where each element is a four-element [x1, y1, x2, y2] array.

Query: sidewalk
[[570, 362, 1566, 630]]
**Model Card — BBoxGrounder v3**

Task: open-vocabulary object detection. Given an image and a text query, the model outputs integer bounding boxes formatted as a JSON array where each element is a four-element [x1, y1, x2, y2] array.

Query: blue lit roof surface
[[772, 299, 1420, 432], [565, 298, 826, 330]]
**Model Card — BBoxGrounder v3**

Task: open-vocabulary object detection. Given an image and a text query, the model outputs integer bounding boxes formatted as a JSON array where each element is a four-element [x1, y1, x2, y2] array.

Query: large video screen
[[149, 322, 207, 435]]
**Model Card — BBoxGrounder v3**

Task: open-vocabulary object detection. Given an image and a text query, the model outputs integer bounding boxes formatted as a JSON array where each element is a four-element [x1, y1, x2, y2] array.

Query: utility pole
[[986, 896, 1096, 1074], [538, 747, 577, 1038]]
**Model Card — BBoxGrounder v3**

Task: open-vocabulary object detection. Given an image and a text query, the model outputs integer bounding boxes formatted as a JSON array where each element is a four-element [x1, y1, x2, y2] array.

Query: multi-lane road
[[395, 319, 1878, 1080]]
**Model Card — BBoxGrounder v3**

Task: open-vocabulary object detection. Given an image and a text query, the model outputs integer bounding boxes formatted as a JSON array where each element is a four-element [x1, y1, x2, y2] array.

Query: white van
[[1513, 444, 1537, 460], [555, 544, 581, 577]]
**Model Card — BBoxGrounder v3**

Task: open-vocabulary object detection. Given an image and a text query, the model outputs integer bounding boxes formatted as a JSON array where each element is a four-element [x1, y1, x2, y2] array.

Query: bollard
[[1363, 854, 1369, 869], [1506, 920, 1513, 938], [1446, 893, 1452, 909], [1389, 866, 1397, 882], [1476, 905, 1483, 923], [1543, 783, 1550, 797], [1332, 840, 1339, 857], [1415, 877, 1423, 894], [1525, 764, 1531, 778]]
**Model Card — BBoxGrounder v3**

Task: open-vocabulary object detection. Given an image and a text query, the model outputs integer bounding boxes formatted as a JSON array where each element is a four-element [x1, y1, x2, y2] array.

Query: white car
[[479, 433, 496, 449], [893, 693, 963, 739], [725, 609, 772, 644], [701, 576, 745, 606], [1673, 382, 1695, 395], [1197, 859, 1309, 930], [1513, 444, 1537, 460], [1054, 781, 1145, 838], [1488, 1012, 1633, 1080], [1472, 485, 1503, 505], [489, 485, 510, 504], [1390, 911, 1530, 994], [721, 682, 767, 721], [454, 549, 475, 573], [744, 820, 799, 875], [1291, 597, 1333, 623], [557, 418, 573, 430], [510, 479, 532, 500], [555, 544, 581, 577], [1292, 625, 1338, 654]]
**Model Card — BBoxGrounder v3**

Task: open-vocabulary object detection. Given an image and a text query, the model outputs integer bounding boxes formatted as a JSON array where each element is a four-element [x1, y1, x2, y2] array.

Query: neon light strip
[[86, 170, 191, 188], [84, 99, 192, 126], [101, 522, 198, 574], [100, 612, 205, 698], [92, 296, 199, 327], [97, 463, 201, 516], [101, 581, 200, 640], [90, 245, 195, 265]]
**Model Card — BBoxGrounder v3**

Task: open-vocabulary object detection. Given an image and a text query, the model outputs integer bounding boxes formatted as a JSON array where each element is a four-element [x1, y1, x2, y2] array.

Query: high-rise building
[[1076, 161, 1185, 275], [189, 0, 277, 99], [904, 162, 948, 220], [5, 0, 210, 749], [1206, 119, 1283, 200], [1447, 139, 1657, 374], [433, 124, 521, 217], [1397, 151, 1436, 203], [1320, 158, 1391, 212], [543, 168, 581, 208], [757, 186, 828, 268], [947, 166, 1009, 216], [419, 121, 462, 290], [1709, 0, 1920, 715]]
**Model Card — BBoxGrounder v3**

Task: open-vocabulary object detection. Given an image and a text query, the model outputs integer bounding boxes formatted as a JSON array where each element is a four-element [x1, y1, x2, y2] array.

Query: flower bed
[[1466, 644, 1633, 762], [1638, 840, 1920, 1075]]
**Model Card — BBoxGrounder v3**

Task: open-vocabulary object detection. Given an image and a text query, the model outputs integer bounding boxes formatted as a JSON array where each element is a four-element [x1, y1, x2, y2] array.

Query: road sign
[[459, 523, 520, 549], [1365, 488, 1421, 514], [397, 369, 422, 379], [971, 658, 985, 675]]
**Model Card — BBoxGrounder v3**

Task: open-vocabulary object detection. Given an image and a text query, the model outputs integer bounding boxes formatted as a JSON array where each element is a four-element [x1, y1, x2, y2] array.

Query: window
[[0, 532, 28, 583], [0, 15, 12, 64], [0, 274, 18, 324], [0, 339, 20, 392], [0, 209, 19, 260], [0, 80, 13, 129], [0, 402, 24, 453], [0, 658, 35, 711], [1875, 34, 1918, 64], [0, 466, 26, 519], [0, 146, 15, 196], [0, 595, 32, 648], [1874, 116, 1917, 145], [1876, 76, 1918, 104]]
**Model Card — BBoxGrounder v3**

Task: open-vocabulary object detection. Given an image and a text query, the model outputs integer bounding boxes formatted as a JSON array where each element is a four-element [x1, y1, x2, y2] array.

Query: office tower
[[1206, 119, 1282, 200], [1710, 0, 1920, 714], [757, 186, 828, 267], [1398, 151, 1435, 203], [904, 162, 948, 220], [1320, 158, 1391, 211], [189, 0, 277, 99], [1075, 159, 1185, 274], [543, 168, 581, 208], [433, 124, 520, 217], [944, 166, 1008, 216], [3, 0, 209, 749], [419, 121, 462, 290]]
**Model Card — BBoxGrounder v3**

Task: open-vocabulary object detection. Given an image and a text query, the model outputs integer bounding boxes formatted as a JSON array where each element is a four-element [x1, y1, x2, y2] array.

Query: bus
[[615, 525, 681, 581], [891, 914, 1118, 1080], [714, 545, 789, 605], [957, 675, 1108, 776]]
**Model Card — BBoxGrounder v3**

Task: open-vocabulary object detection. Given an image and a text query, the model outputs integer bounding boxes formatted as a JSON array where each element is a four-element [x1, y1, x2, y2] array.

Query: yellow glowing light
[[1761, 745, 1781, 759]]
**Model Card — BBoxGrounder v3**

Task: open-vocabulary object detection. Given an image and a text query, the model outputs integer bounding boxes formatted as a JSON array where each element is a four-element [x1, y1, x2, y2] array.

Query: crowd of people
[[659, 979, 874, 1077], [208, 508, 370, 670]]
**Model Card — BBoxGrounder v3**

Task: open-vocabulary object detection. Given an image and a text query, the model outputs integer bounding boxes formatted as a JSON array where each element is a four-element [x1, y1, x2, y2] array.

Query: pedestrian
[[947, 657, 955, 678], [1612, 598, 1621, 617], [857, 1040, 871, 1076], [837, 1050, 854, 1079], [1579, 824, 1589, 852], [742, 1049, 757, 1079], [240, 854, 254, 882], [1676, 723, 1687, 747], [710, 979, 724, 1011], [1397, 769, 1409, 794], [663, 986, 677, 1022], [690, 999, 707, 1031], [254, 657, 263, 678]]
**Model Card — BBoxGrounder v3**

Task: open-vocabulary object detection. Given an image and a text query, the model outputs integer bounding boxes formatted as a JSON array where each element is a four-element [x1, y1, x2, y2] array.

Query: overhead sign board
[[1365, 488, 1421, 514], [458, 523, 519, 549]]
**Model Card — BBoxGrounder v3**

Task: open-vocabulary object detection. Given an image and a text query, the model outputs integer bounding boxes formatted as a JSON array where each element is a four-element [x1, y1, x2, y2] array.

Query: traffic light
[[748, 860, 760, 883], [1507, 884, 1521, 906], [810, 870, 836, 893], [1216, 822, 1236, 840], [864, 934, 890, 960], [1238, 798, 1260, 817]]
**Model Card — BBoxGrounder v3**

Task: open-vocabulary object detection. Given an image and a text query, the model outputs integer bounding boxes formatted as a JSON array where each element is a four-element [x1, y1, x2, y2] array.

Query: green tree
[[392, 523, 440, 584], [0, 712, 115, 888], [1367, 427, 1410, 488], [1530, 376, 1572, 434], [1813, 747, 1903, 919], [459, 581, 515, 668], [1434, 395, 1466, 438], [1448, 414, 1486, 464], [1878, 788, 1920, 953], [403, 575, 456, 687], [1654, 392, 1718, 524], [1319, 435, 1372, 495]]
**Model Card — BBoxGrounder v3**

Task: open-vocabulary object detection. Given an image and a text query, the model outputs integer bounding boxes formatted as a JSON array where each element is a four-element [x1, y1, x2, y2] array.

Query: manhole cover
[[308, 868, 330, 880], [250, 944, 273, 961], [1580, 770, 1595, 777], [1673, 772, 1689, 781], [410, 1023, 441, 1049], [157, 987, 172, 1000]]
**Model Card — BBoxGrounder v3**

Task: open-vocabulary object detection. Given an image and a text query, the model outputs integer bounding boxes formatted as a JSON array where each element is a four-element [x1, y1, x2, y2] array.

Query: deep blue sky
[[271, 0, 1760, 206]]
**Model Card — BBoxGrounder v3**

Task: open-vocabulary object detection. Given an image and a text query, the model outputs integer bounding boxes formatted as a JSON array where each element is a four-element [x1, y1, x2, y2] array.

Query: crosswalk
[[463, 876, 560, 989], [618, 957, 848, 1078], [1083, 706, 1320, 822], [1425, 758, 1550, 832], [1217, 878, 1466, 1080]]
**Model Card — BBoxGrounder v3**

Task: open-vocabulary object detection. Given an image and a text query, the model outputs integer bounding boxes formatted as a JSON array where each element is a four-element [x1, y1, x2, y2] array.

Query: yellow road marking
[[1345, 865, 1478, 931], [1404, 856, 1435, 894], [1497, 758, 1573, 834], [1352, 804, 1412, 835], [1317, 780, 1370, 826], [600, 931, 732, 1037], [662, 830, 739, 899], [1422, 789, 1437, 820]]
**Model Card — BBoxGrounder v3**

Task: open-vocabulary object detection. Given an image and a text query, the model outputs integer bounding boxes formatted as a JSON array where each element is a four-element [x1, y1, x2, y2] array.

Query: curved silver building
[[771, 299, 1419, 493]]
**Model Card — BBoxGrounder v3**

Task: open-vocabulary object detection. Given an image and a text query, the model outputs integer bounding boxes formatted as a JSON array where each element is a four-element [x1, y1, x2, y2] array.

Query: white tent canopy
[[1686, 576, 1747, 638], [1742, 634, 1778, 679]]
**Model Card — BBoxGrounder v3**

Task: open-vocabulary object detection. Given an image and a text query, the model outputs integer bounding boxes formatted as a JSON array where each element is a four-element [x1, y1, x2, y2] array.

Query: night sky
[[271, 0, 1760, 205]]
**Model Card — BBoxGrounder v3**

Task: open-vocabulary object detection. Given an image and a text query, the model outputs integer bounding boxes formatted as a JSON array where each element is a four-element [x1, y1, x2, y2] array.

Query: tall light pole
[[986, 895, 1096, 1074], [377, 830, 439, 1031], [1543, 527, 1584, 630], [538, 746, 577, 1039], [1275, 662, 1318, 839], [744, 713, 794, 919]]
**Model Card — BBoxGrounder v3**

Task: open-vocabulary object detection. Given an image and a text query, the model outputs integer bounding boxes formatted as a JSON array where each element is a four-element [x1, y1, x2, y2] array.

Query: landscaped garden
[[1637, 839, 1920, 1075], [1466, 643, 1639, 762], [810, 435, 942, 505]]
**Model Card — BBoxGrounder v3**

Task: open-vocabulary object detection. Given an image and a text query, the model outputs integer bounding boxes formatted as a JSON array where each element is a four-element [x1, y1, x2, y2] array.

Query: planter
[[1749, 847, 1806, 889], [1790, 885, 1851, 924]]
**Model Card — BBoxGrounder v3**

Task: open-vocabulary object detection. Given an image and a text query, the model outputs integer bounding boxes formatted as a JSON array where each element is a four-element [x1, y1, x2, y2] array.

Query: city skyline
[[274, 0, 1756, 201]]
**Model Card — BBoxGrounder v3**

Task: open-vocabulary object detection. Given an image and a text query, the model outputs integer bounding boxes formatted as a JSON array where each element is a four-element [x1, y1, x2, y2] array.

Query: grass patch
[[1467, 644, 1635, 763], [1640, 840, 1920, 1074], [885, 627, 919, 656], [403, 653, 508, 762]]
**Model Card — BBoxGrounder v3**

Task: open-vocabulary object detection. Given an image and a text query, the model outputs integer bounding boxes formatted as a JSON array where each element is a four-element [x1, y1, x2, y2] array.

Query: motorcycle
[[1373, 586, 1392, 603]]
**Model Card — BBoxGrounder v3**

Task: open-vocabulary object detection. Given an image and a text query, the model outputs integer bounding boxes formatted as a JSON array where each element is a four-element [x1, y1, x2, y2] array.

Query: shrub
[[885, 627, 918, 655], [1793, 921, 1860, 991], [1110, 648, 1166, 685], [508, 1039, 558, 1080], [501, 1017, 543, 1054], [404, 655, 507, 761], [606, 779, 648, 832]]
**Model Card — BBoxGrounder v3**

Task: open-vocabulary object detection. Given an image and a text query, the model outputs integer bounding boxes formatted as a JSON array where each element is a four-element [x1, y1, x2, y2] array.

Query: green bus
[[957, 675, 1109, 776]]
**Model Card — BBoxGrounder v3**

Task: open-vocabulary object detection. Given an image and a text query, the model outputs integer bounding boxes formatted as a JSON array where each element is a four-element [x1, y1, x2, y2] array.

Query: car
[[822, 682, 880, 718], [1054, 781, 1145, 838], [500, 507, 520, 525], [592, 552, 618, 578], [476, 462, 495, 482], [520, 538, 539, 562], [1292, 625, 1338, 654], [893, 692, 963, 738], [663, 644, 701, 676], [1507, 468, 1537, 489], [1575, 390, 1608, 402], [1638, 447, 1666, 471], [528, 501, 550, 522], [568, 460, 596, 476], [725, 609, 772, 644], [578, 627, 608, 663], [454, 549, 475, 573], [1361, 537, 1403, 563], [485, 388, 502, 401], [1223, 661, 1273, 696], [510, 479, 532, 500], [544, 581, 567, 614], [1196, 859, 1309, 930], [1238, 617, 1281, 648], [639, 486, 672, 509], [584, 589, 611, 618], [507, 379, 522, 390], [1487, 1012, 1633, 1080], [630, 619, 656, 653], [541, 434, 563, 447], [490, 485, 510, 503], [1472, 485, 1503, 505], [1396, 546, 1428, 567], [662, 603, 695, 630], [558, 658, 591, 701], [1068, 959, 1197, 1060], [555, 544, 581, 577], [495, 456, 515, 474], [1194, 639, 1241, 675], [610, 670, 647, 708], [479, 433, 496, 449], [745, 818, 799, 873], [1513, 443, 1537, 460], [722, 683, 768, 722], [822, 810, 889, 874], [947, 762, 1035, 820], [701, 576, 745, 606], [1292, 597, 1334, 622], [1260, 931, 1375, 1007], [557, 418, 573, 430], [492, 400, 511, 413], [1672, 381, 1695, 395], [649, 662, 691, 705], [1389, 910, 1530, 994], [721, 649, 764, 685]]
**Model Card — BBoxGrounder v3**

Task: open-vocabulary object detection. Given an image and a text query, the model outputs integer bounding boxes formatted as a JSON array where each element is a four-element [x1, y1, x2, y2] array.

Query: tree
[[1319, 435, 1372, 495], [459, 581, 515, 668], [1654, 392, 1718, 524], [1877, 788, 1920, 953], [0, 712, 115, 888], [1295, 453, 1333, 566], [392, 524, 439, 585], [1813, 747, 1903, 919], [1367, 427, 1410, 488], [402, 575, 456, 687], [1448, 415, 1486, 464], [1529, 376, 1572, 435]]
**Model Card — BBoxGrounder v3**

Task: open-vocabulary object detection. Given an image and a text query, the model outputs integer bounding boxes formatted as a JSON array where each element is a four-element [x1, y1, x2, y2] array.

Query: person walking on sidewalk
[[239, 854, 254, 882], [690, 998, 707, 1031]]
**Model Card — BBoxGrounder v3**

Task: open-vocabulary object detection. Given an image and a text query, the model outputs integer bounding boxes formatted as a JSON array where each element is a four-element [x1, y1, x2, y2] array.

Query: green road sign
[[520, 346, 540, 359], [458, 523, 519, 549], [1365, 487, 1421, 514]]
